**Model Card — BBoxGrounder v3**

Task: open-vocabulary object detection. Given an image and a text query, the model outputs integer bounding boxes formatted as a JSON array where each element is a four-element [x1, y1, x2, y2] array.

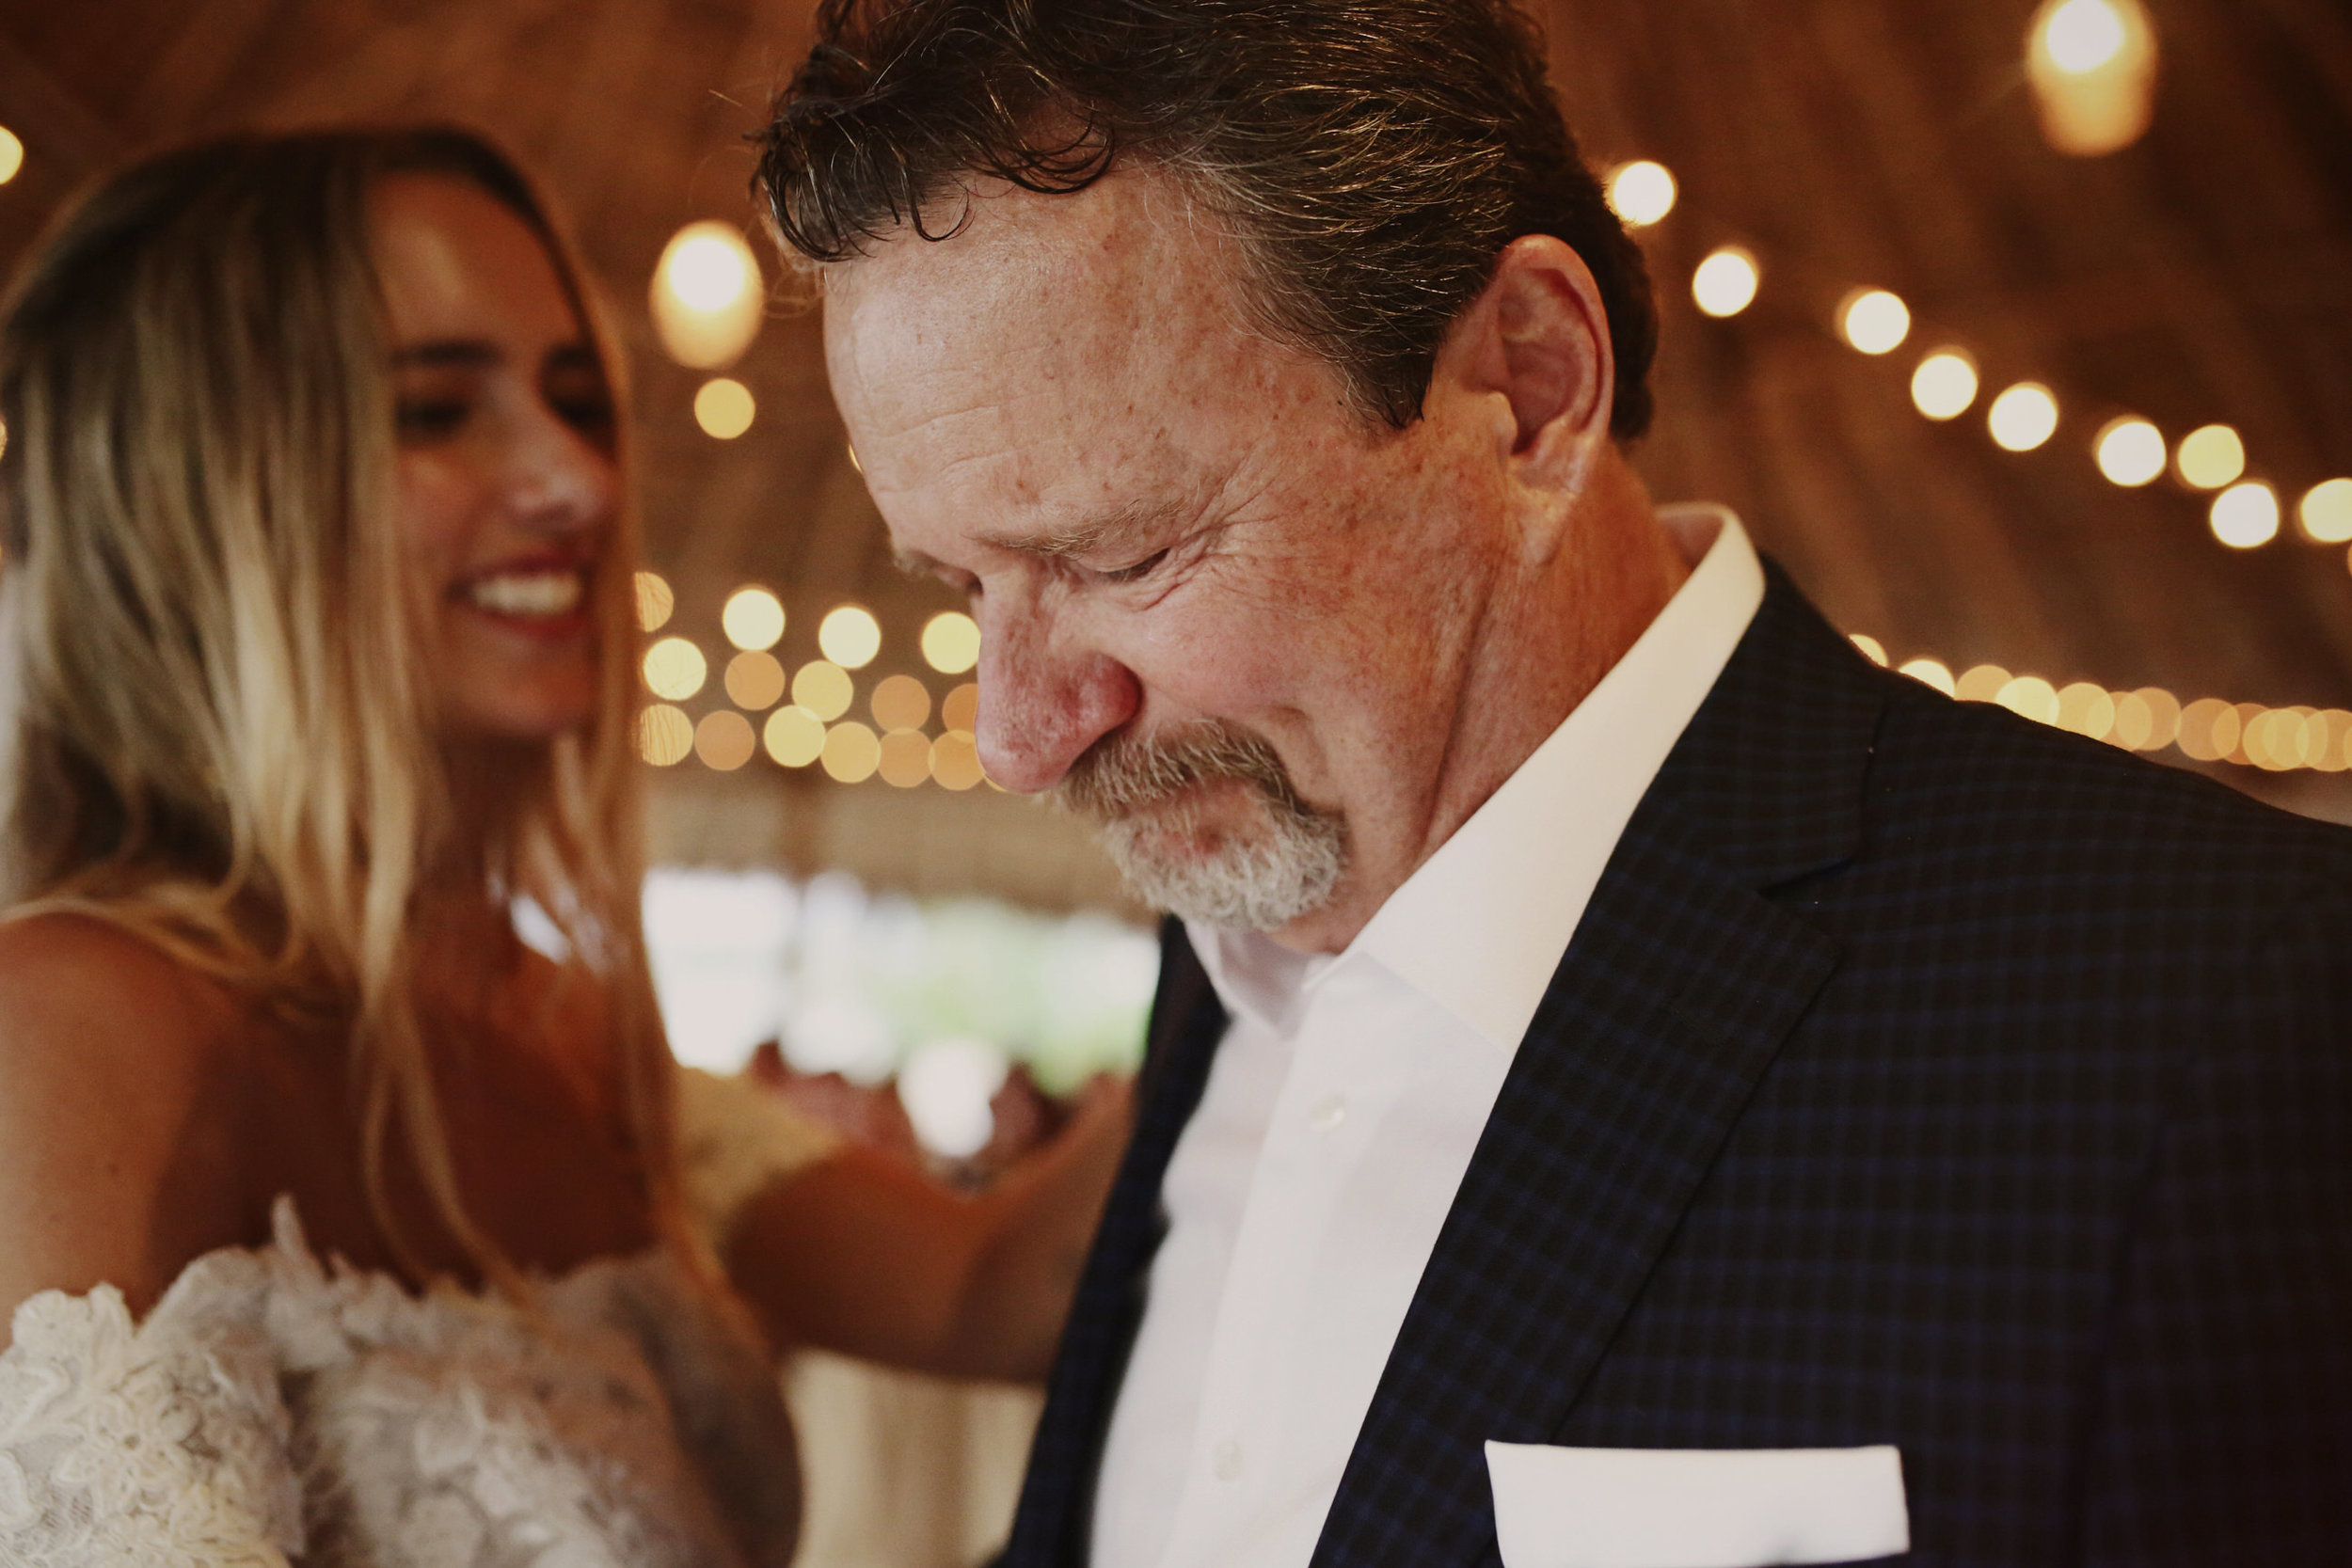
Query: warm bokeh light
[[930, 730, 986, 791], [2108, 690, 2154, 751], [1606, 161, 1678, 227], [0, 128, 23, 185], [1692, 246, 1760, 318], [2174, 423, 2245, 490], [2093, 416, 2167, 487], [1988, 384, 2059, 451], [821, 721, 882, 784], [2044, 0, 2128, 71], [1957, 664, 2014, 704], [1849, 634, 1888, 666], [664, 226, 754, 310], [694, 377, 755, 440], [818, 605, 882, 669], [724, 650, 787, 711], [694, 710, 757, 771], [2210, 482, 2280, 548], [942, 682, 980, 733], [791, 660, 854, 721], [633, 571, 674, 632], [764, 705, 826, 768], [1899, 657, 1957, 697], [1911, 351, 1979, 421], [1996, 675, 2061, 726], [642, 637, 707, 701], [638, 705, 694, 767], [2132, 687, 2181, 751], [2026, 0, 2158, 156], [722, 586, 787, 650], [2176, 697, 2236, 762], [922, 610, 982, 674], [2317, 710, 2352, 773], [878, 729, 933, 787], [2230, 703, 2266, 765], [1839, 290, 1911, 356], [870, 673, 933, 732], [2297, 479, 2352, 545], [2057, 681, 2116, 738], [651, 221, 763, 369], [2244, 708, 2309, 772]]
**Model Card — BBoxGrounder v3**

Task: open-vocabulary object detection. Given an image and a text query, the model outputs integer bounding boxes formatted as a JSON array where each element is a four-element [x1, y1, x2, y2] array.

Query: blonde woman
[[0, 127, 1126, 1567]]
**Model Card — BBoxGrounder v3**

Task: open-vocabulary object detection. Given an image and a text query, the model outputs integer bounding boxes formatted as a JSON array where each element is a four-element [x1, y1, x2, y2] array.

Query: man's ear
[[1439, 234, 1616, 479]]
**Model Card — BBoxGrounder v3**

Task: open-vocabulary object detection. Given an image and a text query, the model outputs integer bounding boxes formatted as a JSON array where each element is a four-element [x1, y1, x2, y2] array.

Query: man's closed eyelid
[[1097, 548, 1172, 584]]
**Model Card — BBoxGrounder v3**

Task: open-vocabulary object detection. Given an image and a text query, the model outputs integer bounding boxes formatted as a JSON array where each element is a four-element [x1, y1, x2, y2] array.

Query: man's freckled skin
[[824, 166, 1680, 953]]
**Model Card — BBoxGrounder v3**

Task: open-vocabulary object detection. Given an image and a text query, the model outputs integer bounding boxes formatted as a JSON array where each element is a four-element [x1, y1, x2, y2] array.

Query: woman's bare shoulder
[[0, 911, 255, 1337]]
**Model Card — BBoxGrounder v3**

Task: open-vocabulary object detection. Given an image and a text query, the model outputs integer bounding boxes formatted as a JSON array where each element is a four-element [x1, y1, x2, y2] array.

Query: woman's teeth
[[467, 570, 584, 617]]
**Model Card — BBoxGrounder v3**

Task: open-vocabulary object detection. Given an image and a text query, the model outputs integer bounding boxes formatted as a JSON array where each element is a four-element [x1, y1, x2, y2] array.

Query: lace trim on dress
[[0, 1199, 802, 1568]]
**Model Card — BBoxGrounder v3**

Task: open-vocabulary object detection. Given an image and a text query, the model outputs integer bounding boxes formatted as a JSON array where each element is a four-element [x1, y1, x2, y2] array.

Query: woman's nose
[[504, 400, 615, 537]]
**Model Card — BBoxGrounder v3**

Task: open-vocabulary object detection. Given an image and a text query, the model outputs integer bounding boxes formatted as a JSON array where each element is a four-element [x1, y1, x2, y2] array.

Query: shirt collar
[[1190, 504, 1766, 1050]]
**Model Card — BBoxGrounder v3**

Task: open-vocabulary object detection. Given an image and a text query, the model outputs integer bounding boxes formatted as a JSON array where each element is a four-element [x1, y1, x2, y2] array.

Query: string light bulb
[[2210, 482, 2280, 549], [1988, 383, 2060, 451], [721, 586, 787, 651], [650, 222, 764, 369], [0, 128, 23, 185], [1606, 161, 1677, 228], [2094, 416, 2167, 487], [633, 571, 675, 632], [1839, 290, 1912, 356], [694, 378, 755, 439], [1692, 246, 1760, 318], [643, 638, 708, 701], [2175, 424, 2245, 490], [921, 611, 982, 674], [2026, 0, 2159, 156], [818, 605, 882, 669], [2298, 479, 2352, 545], [1911, 350, 1979, 420]]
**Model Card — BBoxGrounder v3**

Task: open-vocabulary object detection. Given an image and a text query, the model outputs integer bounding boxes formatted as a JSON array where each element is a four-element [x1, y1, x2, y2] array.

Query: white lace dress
[[0, 1068, 840, 1568]]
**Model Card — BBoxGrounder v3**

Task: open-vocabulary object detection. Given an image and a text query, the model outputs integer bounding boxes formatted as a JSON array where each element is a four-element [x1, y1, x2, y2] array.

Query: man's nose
[[974, 605, 1140, 793]]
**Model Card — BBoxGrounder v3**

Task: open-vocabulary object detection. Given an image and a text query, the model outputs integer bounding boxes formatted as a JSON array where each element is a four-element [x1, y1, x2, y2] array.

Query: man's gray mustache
[[1055, 722, 1308, 822]]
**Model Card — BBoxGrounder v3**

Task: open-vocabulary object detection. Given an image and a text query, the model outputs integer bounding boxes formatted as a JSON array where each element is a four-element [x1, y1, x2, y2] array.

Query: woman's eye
[[395, 397, 470, 442], [1099, 549, 1170, 585], [549, 391, 616, 443]]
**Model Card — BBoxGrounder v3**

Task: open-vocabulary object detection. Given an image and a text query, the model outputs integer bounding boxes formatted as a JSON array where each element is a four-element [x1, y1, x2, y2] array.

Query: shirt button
[[1310, 1093, 1347, 1133], [1213, 1438, 1245, 1481]]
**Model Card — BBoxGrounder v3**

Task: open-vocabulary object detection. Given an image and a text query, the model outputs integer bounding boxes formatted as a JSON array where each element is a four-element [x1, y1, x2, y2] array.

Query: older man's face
[[824, 170, 1519, 942]]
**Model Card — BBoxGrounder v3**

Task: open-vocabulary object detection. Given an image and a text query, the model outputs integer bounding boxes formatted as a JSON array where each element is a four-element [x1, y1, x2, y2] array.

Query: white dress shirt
[[1089, 505, 1769, 1568]]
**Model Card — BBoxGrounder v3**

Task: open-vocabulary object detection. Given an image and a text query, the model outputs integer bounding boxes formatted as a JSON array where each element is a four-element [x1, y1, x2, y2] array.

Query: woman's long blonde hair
[[0, 127, 688, 1295]]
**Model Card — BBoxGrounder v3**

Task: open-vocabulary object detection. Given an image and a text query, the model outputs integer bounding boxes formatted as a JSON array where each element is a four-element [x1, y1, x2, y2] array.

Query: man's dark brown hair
[[755, 0, 1658, 437]]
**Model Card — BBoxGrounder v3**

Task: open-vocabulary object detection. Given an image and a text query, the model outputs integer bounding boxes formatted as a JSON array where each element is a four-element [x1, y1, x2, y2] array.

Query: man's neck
[[1272, 475, 1692, 955]]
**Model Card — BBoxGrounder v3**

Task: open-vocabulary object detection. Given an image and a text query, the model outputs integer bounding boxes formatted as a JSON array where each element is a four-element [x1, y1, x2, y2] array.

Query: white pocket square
[[1485, 1441, 1909, 1568]]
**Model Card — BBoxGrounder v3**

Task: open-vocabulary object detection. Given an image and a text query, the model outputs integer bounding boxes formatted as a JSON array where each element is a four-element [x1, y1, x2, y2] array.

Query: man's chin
[[1091, 801, 1348, 934]]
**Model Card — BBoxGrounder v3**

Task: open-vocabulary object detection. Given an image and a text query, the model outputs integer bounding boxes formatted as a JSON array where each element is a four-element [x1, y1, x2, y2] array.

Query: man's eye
[[396, 398, 469, 442], [1098, 549, 1170, 585]]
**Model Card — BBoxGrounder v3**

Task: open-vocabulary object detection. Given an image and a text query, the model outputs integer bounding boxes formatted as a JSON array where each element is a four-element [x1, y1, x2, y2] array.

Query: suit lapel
[[1311, 570, 1888, 1567]]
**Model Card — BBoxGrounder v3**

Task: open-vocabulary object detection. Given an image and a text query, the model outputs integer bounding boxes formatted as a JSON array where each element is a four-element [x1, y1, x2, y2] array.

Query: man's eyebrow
[[389, 339, 501, 369], [990, 499, 1197, 563], [890, 497, 1200, 578]]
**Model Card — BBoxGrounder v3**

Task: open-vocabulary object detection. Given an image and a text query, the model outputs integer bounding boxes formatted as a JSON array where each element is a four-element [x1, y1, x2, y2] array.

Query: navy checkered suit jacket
[[1002, 565, 2352, 1567]]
